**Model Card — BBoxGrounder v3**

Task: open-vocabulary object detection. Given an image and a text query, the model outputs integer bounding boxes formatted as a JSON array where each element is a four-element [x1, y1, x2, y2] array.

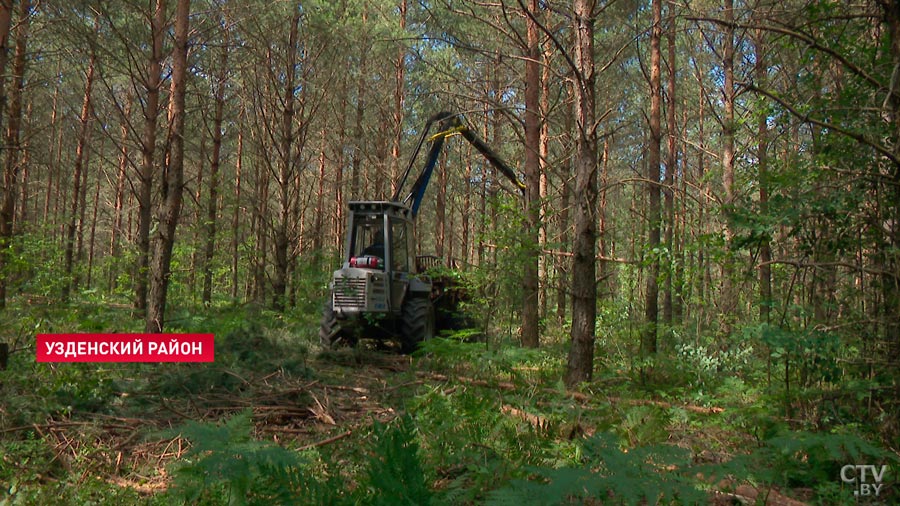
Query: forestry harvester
[[320, 111, 525, 352]]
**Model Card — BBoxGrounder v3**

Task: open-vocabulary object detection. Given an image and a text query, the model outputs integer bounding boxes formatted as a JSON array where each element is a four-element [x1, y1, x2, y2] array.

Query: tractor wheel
[[400, 296, 435, 354], [319, 303, 356, 349]]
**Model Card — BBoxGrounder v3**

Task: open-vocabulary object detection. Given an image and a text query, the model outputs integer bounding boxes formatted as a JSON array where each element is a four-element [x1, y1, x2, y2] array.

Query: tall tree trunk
[[478, 101, 490, 265], [539, 42, 552, 318], [86, 164, 101, 289], [62, 32, 95, 301], [598, 138, 609, 287], [272, 9, 300, 312], [110, 95, 131, 291], [720, 0, 737, 335], [351, 7, 367, 201], [643, 0, 663, 357], [390, 0, 406, 194], [203, 27, 229, 306], [231, 110, 243, 299], [663, 12, 677, 326], [190, 129, 206, 298], [44, 58, 61, 227], [557, 103, 574, 322], [146, 0, 190, 333], [314, 124, 326, 253], [0, 0, 26, 308], [0, 0, 13, 140], [462, 153, 471, 265], [76, 141, 90, 265], [16, 101, 30, 228], [565, 0, 599, 387], [136, 0, 166, 312], [879, 0, 900, 369], [521, 0, 542, 348], [435, 152, 446, 258], [755, 28, 772, 324], [51, 89, 65, 241], [695, 62, 709, 328]]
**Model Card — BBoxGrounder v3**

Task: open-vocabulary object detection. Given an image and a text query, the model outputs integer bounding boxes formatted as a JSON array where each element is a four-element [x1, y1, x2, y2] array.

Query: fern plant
[[697, 429, 899, 502], [486, 432, 705, 506], [167, 411, 439, 506], [167, 410, 342, 506], [364, 414, 433, 506]]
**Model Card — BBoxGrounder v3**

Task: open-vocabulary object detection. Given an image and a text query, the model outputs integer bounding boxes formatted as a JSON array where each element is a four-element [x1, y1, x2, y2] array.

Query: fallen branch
[[501, 405, 550, 432], [415, 371, 723, 414], [606, 396, 724, 415], [383, 379, 425, 392], [296, 430, 352, 451], [0, 420, 135, 435], [417, 372, 516, 391], [711, 479, 809, 506], [325, 384, 370, 394]]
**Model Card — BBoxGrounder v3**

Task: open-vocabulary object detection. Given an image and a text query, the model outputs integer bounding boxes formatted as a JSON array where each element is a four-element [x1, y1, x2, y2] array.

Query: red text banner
[[36, 333, 215, 363]]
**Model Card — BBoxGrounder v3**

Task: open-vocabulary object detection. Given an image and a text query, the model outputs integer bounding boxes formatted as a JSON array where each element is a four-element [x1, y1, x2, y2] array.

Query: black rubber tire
[[399, 296, 435, 354], [319, 303, 356, 349]]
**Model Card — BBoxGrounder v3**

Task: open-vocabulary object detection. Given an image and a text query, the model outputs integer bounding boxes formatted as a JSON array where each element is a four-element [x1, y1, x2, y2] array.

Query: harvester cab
[[320, 111, 524, 352]]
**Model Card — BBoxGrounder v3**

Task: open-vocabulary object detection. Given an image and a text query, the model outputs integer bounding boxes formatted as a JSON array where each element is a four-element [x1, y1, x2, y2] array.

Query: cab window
[[390, 219, 409, 272]]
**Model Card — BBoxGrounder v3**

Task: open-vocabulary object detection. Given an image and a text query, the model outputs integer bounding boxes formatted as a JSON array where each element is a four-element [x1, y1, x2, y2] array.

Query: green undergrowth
[[0, 300, 319, 505], [2, 297, 898, 505]]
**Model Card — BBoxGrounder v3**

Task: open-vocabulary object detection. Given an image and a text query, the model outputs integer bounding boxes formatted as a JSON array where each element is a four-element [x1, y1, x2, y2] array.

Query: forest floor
[[0, 302, 895, 504]]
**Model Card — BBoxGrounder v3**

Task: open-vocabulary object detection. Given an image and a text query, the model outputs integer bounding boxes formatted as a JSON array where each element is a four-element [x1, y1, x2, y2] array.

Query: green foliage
[[149, 321, 311, 396], [364, 415, 432, 506], [0, 431, 162, 506], [673, 331, 755, 389], [0, 229, 68, 298], [167, 410, 323, 506], [0, 435, 63, 494], [487, 432, 705, 506], [757, 324, 843, 386], [699, 429, 898, 503], [417, 336, 561, 383], [167, 411, 436, 506], [618, 405, 671, 446]]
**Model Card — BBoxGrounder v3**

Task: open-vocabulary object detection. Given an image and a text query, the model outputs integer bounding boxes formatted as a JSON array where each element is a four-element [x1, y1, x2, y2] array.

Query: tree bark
[[146, 0, 190, 333], [695, 61, 709, 328], [44, 58, 61, 228], [15, 101, 30, 229], [203, 26, 229, 307], [314, 123, 326, 254], [643, 0, 663, 357], [0, 0, 27, 308], [565, 0, 599, 387], [390, 0, 406, 195], [86, 164, 101, 289], [231, 109, 243, 299], [462, 154, 472, 265], [272, 9, 300, 312], [351, 7, 368, 201], [557, 103, 574, 322], [109, 94, 131, 291], [720, 0, 737, 335], [62, 27, 95, 301], [76, 140, 90, 267], [754, 27, 772, 324], [663, 11, 677, 326], [436, 152, 446, 258], [521, 0, 542, 348], [0, 0, 13, 140], [135, 0, 167, 312]]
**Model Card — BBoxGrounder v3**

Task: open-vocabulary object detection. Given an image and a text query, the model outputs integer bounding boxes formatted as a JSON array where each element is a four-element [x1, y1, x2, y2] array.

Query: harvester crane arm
[[392, 111, 526, 218]]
